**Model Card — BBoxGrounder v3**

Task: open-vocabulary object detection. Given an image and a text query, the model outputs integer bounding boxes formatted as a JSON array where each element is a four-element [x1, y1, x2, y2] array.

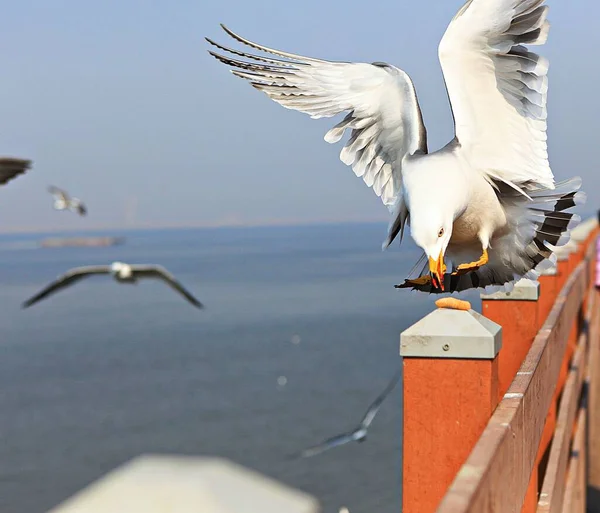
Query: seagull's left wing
[[360, 369, 401, 428], [22, 265, 111, 308], [0, 157, 32, 186], [296, 431, 358, 459], [72, 199, 87, 216], [132, 266, 203, 309], [439, 0, 552, 194], [207, 25, 427, 214], [48, 185, 69, 201]]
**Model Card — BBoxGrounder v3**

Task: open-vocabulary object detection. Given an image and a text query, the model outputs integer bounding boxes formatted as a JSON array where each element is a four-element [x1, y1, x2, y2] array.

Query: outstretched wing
[[439, 0, 552, 194], [48, 185, 69, 201], [0, 157, 31, 186], [360, 369, 401, 428], [207, 25, 427, 212], [132, 265, 203, 309], [71, 199, 87, 216], [22, 266, 111, 308], [295, 431, 358, 459]]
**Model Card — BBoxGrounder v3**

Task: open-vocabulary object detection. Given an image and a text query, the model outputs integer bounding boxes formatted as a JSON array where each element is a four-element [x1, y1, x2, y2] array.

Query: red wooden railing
[[401, 218, 599, 513]]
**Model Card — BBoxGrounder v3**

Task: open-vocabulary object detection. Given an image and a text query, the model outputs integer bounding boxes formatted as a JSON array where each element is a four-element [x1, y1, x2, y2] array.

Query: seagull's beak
[[428, 251, 446, 291]]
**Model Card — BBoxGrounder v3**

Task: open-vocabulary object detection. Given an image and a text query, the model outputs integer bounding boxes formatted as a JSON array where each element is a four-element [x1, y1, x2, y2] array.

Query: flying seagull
[[293, 369, 401, 458], [207, 0, 583, 294], [0, 157, 32, 186], [48, 186, 87, 216], [22, 262, 203, 309]]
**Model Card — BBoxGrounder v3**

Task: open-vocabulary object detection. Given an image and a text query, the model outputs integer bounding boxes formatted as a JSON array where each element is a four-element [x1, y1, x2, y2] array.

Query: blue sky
[[0, 0, 598, 232]]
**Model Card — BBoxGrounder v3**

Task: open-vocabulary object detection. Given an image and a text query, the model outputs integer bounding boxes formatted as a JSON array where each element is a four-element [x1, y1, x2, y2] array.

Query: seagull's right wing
[[48, 185, 69, 201], [207, 25, 427, 218], [22, 266, 111, 308], [360, 369, 402, 428], [439, 0, 552, 194], [132, 265, 203, 308], [296, 431, 357, 459], [0, 157, 32, 186], [72, 199, 87, 216]]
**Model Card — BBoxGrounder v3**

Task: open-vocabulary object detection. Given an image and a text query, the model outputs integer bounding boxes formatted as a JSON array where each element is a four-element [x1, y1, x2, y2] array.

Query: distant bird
[[0, 157, 32, 186], [48, 185, 87, 216], [294, 369, 401, 458], [23, 262, 203, 309]]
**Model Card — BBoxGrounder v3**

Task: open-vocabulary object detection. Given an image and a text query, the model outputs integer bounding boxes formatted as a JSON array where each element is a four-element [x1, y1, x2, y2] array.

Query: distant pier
[[39, 236, 125, 248]]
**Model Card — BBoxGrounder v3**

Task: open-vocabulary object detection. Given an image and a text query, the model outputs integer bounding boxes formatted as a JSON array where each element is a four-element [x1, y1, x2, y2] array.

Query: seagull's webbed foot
[[394, 275, 433, 288], [451, 249, 489, 276], [395, 274, 447, 293]]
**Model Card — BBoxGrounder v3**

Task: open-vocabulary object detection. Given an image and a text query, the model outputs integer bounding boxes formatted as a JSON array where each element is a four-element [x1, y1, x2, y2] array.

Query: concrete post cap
[[554, 240, 577, 261], [48, 455, 320, 513], [480, 278, 540, 301], [570, 217, 597, 242], [539, 264, 558, 276], [400, 308, 502, 359]]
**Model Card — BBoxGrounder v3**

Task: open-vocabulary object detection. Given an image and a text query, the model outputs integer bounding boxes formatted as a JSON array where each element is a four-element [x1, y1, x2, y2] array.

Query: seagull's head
[[111, 262, 125, 273], [410, 213, 453, 291], [111, 261, 133, 279]]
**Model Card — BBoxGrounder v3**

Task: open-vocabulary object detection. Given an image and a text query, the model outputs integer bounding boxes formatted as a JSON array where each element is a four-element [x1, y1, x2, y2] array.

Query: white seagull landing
[[293, 370, 401, 459], [48, 186, 87, 216], [22, 262, 203, 309], [0, 157, 32, 186], [207, 0, 583, 294]]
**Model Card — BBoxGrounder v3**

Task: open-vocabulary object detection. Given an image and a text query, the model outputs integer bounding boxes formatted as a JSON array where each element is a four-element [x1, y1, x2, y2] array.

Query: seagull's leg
[[452, 248, 489, 276]]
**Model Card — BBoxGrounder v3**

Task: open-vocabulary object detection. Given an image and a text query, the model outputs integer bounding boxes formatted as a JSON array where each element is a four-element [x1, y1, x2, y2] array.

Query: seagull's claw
[[395, 275, 433, 288], [451, 249, 489, 276]]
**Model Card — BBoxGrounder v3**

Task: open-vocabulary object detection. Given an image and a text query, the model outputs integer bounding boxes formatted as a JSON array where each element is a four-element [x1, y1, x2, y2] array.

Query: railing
[[401, 217, 600, 513]]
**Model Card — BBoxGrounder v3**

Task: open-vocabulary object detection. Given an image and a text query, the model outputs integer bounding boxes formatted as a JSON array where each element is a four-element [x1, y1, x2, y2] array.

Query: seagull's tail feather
[[516, 177, 584, 269]]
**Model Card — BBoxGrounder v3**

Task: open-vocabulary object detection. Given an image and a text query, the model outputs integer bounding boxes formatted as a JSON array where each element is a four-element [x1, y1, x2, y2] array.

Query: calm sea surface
[[0, 223, 480, 513]]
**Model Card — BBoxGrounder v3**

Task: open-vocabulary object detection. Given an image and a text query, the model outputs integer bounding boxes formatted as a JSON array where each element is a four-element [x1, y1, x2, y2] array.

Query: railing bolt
[[443, 344, 450, 352]]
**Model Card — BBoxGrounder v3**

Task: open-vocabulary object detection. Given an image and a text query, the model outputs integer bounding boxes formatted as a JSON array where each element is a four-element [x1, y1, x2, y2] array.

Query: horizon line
[[0, 216, 392, 237]]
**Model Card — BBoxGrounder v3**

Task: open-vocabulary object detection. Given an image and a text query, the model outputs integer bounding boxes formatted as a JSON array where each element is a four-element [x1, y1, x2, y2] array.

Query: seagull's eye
[[438, 228, 444, 238]]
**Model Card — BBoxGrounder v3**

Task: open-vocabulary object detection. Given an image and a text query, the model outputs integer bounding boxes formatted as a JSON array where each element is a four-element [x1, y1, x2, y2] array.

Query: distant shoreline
[[0, 208, 593, 237], [0, 218, 391, 237]]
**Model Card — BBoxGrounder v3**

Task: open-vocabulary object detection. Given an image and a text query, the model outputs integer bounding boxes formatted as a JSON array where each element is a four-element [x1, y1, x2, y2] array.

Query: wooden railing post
[[401, 308, 502, 513], [589, 287, 600, 490], [555, 244, 578, 397], [481, 279, 551, 512], [556, 242, 576, 291], [482, 279, 542, 399], [539, 263, 559, 325]]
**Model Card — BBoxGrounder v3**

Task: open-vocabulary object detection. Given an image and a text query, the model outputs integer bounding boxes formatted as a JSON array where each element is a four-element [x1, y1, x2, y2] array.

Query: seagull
[[207, 0, 583, 294], [0, 157, 32, 186], [48, 186, 87, 216], [22, 262, 203, 309], [293, 369, 401, 458]]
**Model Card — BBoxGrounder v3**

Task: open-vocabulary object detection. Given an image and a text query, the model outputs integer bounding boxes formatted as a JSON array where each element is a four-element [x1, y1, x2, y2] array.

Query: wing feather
[[207, 25, 427, 214], [439, 0, 553, 191], [132, 265, 203, 308], [22, 266, 111, 308], [0, 157, 31, 186]]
